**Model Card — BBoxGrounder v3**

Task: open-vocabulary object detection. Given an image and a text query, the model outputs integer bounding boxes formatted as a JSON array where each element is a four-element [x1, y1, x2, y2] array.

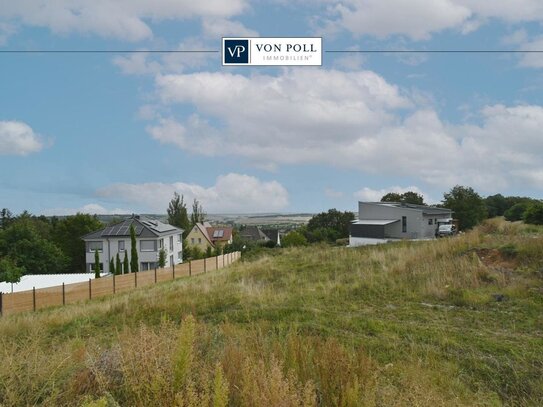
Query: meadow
[[0, 218, 541, 406]]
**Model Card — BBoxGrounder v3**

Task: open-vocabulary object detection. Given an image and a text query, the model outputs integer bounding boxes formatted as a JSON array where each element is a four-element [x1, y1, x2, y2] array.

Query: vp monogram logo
[[223, 39, 249, 64]]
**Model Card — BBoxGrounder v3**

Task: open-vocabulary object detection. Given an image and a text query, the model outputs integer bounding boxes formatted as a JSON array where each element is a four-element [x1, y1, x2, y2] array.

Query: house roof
[[261, 228, 279, 243], [239, 226, 269, 242], [193, 223, 214, 245], [352, 219, 400, 226], [206, 227, 233, 243], [82, 215, 183, 240]]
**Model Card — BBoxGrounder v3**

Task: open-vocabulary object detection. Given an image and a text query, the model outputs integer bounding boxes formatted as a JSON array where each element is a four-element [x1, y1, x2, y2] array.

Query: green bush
[[523, 202, 543, 225]]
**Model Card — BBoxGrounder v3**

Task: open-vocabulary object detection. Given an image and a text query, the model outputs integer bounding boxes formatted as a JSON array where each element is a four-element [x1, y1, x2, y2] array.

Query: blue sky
[[1, 1, 542, 215]]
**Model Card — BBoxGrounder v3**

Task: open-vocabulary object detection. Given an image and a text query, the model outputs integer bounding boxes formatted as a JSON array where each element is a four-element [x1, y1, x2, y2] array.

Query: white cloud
[[354, 186, 429, 203], [42, 203, 131, 216], [0, 120, 44, 156], [0, 0, 248, 42], [201, 18, 258, 38], [331, 0, 472, 40], [145, 68, 543, 194], [97, 173, 289, 213], [322, 0, 543, 40]]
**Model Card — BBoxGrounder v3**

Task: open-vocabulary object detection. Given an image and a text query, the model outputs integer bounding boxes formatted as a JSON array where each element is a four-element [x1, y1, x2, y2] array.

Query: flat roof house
[[82, 215, 184, 274], [349, 202, 453, 246]]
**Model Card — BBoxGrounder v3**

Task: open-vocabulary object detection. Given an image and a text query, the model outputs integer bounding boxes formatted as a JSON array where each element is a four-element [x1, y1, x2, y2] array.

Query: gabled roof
[[262, 228, 280, 243], [192, 222, 214, 246], [206, 227, 233, 243], [239, 226, 269, 242], [82, 215, 183, 240]]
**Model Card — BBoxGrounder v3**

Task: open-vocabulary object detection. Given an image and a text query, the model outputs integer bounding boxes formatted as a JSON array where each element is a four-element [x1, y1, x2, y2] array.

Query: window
[[169, 236, 174, 251], [118, 240, 125, 252], [428, 219, 433, 225], [178, 251, 182, 260], [402, 216, 407, 233], [191, 238, 195, 244], [90, 262, 103, 271], [88, 241, 103, 252], [177, 233, 182, 242], [198, 238, 202, 244], [140, 262, 156, 271], [159, 239, 163, 249], [140, 240, 156, 252]]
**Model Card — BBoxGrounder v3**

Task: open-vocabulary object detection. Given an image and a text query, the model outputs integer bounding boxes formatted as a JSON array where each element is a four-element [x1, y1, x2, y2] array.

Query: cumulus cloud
[[354, 186, 430, 203], [0, 120, 44, 155], [145, 68, 543, 194], [97, 173, 289, 213], [0, 0, 248, 41], [321, 0, 543, 40]]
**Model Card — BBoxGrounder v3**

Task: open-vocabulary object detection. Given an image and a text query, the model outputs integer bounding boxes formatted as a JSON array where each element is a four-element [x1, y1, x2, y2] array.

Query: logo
[[223, 39, 249, 64], [222, 37, 322, 66]]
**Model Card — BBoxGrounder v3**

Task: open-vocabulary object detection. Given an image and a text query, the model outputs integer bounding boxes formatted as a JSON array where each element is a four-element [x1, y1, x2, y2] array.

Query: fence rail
[[0, 252, 240, 317]]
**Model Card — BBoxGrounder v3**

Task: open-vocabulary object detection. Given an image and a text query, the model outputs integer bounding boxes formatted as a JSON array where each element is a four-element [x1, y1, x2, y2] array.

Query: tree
[[282, 231, 308, 247], [52, 213, 103, 272], [484, 194, 508, 218], [523, 202, 543, 225], [123, 251, 129, 274], [0, 219, 68, 275], [205, 246, 213, 258], [130, 224, 139, 273], [0, 257, 24, 292], [504, 203, 529, 222], [191, 198, 206, 226], [442, 185, 487, 230], [158, 249, 166, 268], [306, 209, 355, 242], [380, 192, 402, 203], [0, 208, 13, 230], [167, 192, 190, 238], [109, 257, 115, 275], [381, 191, 425, 205], [116, 253, 122, 276], [94, 249, 101, 278]]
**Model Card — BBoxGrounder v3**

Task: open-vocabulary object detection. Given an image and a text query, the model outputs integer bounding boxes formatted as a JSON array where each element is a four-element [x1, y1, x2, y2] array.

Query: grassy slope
[[0, 219, 542, 406]]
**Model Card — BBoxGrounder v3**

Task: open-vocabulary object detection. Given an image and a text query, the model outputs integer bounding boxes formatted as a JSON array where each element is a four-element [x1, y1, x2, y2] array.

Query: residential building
[[239, 225, 270, 243], [349, 202, 453, 246], [81, 215, 184, 274], [186, 222, 233, 252]]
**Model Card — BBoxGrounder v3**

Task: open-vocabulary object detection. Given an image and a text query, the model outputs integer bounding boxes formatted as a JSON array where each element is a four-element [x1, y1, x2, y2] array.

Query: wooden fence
[[0, 252, 240, 316]]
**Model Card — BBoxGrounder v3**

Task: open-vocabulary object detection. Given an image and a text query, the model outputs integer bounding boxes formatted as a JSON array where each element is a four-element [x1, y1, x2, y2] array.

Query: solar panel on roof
[[218, 230, 224, 238], [117, 226, 129, 235], [103, 227, 115, 235]]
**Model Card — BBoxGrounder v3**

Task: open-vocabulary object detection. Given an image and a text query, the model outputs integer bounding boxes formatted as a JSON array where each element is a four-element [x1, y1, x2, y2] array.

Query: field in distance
[[0, 218, 541, 406]]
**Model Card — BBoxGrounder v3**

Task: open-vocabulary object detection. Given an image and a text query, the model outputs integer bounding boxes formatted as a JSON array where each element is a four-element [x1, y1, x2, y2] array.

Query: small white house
[[81, 215, 183, 274]]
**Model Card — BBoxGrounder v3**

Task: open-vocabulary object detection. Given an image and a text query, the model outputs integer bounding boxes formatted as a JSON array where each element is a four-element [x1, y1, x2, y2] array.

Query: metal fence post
[[135, 270, 137, 288], [204, 258, 207, 273], [189, 261, 192, 277], [89, 279, 92, 300], [113, 273, 116, 294], [216, 255, 219, 270], [33, 287, 36, 311], [172, 264, 175, 280], [62, 283, 65, 306], [154, 266, 157, 283]]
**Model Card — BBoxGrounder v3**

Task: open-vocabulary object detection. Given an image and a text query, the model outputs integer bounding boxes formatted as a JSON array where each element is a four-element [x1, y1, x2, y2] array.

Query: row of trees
[[0, 211, 104, 283]]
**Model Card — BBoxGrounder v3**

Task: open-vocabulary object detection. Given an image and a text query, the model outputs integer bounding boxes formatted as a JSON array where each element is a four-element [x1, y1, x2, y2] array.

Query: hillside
[[0, 218, 542, 406]]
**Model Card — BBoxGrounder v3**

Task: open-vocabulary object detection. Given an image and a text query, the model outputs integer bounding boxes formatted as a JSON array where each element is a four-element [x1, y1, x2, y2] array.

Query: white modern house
[[349, 202, 453, 246], [81, 215, 183, 274]]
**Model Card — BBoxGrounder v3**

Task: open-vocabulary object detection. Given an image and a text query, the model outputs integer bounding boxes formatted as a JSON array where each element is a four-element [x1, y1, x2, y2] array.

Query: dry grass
[[0, 218, 542, 406]]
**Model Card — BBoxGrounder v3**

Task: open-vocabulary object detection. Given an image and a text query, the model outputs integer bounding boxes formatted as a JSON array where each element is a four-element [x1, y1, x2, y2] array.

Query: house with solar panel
[[349, 201, 453, 246], [81, 215, 184, 274], [186, 222, 233, 252]]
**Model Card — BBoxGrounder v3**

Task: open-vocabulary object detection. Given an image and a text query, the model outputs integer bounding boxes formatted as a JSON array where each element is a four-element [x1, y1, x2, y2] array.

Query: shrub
[[523, 202, 543, 225]]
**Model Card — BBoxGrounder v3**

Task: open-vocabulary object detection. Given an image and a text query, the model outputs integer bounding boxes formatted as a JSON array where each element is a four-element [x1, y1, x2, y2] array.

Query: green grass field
[[1, 218, 542, 406]]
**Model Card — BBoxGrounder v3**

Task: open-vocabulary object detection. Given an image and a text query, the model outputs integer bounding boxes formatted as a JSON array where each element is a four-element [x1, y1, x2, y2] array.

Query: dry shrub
[[240, 356, 316, 407]]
